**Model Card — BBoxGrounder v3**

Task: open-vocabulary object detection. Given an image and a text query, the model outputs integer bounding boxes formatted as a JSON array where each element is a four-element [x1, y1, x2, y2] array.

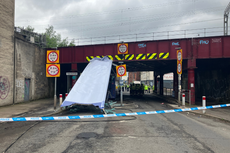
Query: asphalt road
[[1, 94, 230, 153]]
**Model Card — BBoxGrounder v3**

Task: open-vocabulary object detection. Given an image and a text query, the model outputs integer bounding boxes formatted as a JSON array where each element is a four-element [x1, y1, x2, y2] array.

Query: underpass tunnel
[[57, 58, 230, 106], [57, 59, 181, 106], [113, 60, 178, 104]]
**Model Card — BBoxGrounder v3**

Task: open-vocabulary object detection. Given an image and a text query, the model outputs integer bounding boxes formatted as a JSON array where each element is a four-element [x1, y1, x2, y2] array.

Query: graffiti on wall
[[0, 76, 10, 100], [16, 79, 24, 98]]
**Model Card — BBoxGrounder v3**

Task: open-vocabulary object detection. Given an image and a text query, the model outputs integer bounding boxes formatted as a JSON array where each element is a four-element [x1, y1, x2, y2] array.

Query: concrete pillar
[[188, 69, 195, 104], [187, 57, 196, 105], [160, 73, 163, 95], [173, 71, 178, 99]]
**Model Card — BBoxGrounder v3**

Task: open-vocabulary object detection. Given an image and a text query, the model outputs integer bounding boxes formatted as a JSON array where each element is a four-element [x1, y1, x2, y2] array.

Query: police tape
[[1, 104, 230, 122]]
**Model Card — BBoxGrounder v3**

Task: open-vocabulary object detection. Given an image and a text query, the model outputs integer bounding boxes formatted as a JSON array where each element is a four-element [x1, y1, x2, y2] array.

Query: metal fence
[[14, 27, 46, 48], [163, 88, 173, 96], [71, 26, 228, 46], [182, 89, 191, 105]]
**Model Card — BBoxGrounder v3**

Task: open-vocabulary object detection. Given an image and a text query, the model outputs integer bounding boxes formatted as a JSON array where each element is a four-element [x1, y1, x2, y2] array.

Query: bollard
[[65, 93, 68, 99], [59, 94, 63, 106], [202, 96, 206, 114], [182, 93, 185, 107]]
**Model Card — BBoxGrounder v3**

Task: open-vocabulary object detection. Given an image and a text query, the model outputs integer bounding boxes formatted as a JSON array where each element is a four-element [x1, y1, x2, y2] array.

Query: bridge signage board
[[47, 50, 59, 63], [116, 64, 127, 77], [177, 49, 182, 74], [46, 64, 60, 77], [118, 43, 128, 54]]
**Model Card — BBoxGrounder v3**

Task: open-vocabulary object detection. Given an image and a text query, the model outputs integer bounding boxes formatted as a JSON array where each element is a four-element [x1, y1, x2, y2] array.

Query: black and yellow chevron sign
[[86, 56, 94, 62], [147, 53, 157, 60], [96, 55, 104, 59], [115, 55, 124, 61], [125, 54, 134, 60], [159, 52, 169, 59], [136, 54, 146, 60], [107, 55, 113, 60]]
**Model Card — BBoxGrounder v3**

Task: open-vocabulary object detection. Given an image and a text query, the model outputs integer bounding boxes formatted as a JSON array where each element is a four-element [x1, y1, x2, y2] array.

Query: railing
[[70, 26, 228, 46], [14, 27, 46, 48], [182, 89, 191, 105], [163, 88, 173, 96]]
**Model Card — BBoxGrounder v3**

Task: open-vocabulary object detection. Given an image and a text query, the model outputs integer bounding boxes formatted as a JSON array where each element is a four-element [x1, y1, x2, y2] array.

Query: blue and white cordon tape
[[1, 104, 230, 122]]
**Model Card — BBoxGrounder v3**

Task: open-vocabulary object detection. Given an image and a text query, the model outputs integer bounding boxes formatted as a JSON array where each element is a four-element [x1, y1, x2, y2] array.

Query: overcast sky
[[15, 0, 230, 45]]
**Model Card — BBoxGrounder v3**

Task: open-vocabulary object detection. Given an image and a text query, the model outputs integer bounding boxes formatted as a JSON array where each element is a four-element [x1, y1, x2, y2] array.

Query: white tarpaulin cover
[[61, 57, 112, 109]]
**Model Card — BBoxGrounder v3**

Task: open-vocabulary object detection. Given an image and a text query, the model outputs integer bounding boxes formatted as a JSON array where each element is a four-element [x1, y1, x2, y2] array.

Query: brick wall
[[0, 0, 15, 106], [128, 72, 140, 84], [15, 32, 53, 103]]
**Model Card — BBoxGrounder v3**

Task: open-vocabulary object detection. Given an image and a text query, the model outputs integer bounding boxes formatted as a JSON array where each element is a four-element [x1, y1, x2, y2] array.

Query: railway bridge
[[51, 35, 230, 105]]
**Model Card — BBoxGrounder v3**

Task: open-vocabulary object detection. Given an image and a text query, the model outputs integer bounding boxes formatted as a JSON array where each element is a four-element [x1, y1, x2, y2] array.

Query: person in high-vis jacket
[[148, 85, 151, 93], [144, 85, 148, 94]]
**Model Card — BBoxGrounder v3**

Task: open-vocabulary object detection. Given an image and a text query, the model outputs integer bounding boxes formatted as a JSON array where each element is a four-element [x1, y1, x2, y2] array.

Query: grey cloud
[[15, 0, 230, 45]]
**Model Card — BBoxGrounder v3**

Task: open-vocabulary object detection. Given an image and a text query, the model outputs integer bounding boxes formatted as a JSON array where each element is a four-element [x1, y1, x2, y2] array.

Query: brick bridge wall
[[15, 33, 54, 103], [0, 0, 15, 106]]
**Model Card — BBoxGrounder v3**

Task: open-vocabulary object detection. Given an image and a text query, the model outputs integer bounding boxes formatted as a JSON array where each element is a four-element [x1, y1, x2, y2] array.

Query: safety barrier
[[1, 104, 230, 122]]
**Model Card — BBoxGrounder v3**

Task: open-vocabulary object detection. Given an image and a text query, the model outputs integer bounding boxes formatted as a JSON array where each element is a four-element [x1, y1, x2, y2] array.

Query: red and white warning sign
[[177, 63, 182, 74], [116, 64, 127, 77], [118, 43, 128, 54], [47, 50, 59, 63], [177, 49, 182, 74], [46, 64, 60, 77]]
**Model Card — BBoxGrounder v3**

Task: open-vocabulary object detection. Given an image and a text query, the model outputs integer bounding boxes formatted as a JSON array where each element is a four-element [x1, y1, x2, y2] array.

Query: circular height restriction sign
[[177, 49, 182, 62], [116, 64, 127, 77], [118, 43, 128, 54], [47, 50, 59, 63], [46, 64, 60, 77], [177, 63, 182, 74]]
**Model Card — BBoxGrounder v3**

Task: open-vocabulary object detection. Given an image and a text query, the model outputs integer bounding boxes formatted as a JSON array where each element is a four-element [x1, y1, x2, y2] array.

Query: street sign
[[119, 80, 124, 86], [118, 43, 128, 54], [177, 49, 182, 62], [66, 72, 78, 76], [177, 63, 182, 74], [116, 64, 127, 77], [177, 49, 182, 74], [46, 64, 60, 77], [47, 50, 59, 63]]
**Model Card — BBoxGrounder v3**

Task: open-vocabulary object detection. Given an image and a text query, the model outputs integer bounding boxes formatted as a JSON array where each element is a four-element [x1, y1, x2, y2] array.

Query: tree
[[68, 39, 75, 47], [44, 25, 60, 48], [25, 25, 34, 32], [19, 25, 75, 48], [44, 25, 75, 48]]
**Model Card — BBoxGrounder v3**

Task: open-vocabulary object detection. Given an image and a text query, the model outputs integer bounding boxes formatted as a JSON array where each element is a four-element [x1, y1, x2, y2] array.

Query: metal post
[[54, 77, 57, 110], [178, 74, 181, 107], [67, 76, 69, 93], [120, 80, 123, 106], [202, 96, 206, 114], [189, 90, 191, 106]]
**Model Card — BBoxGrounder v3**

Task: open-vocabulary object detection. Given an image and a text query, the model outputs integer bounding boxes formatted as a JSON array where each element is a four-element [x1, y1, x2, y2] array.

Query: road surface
[[1, 94, 230, 153]]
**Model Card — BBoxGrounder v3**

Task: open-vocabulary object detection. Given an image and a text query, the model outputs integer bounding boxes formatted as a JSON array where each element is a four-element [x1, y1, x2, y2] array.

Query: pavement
[[0, 98, 62, 118], [0, 94, 230, 123], [155, 93, 230, 123]]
